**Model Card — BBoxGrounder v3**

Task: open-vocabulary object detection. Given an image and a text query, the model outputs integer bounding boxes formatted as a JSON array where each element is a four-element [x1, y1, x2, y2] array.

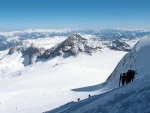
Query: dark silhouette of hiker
[[127, 70, 132, 83], [119, 73, 126, 86], [77, 98, 80, 101], [89, 94, 91, 98], [122, 73, 126, 85], [131, 70, 136, 82], [125, 72, 129, 84]]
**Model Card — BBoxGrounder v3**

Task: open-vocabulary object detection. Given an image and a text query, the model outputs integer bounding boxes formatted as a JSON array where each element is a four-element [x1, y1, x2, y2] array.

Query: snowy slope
[[45, 35, 150, 113], [0, 49, 126, 113]]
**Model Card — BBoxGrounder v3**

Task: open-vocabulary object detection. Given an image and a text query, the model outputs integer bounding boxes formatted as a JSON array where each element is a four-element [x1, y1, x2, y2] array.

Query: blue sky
[[0, 0, 150, 31]]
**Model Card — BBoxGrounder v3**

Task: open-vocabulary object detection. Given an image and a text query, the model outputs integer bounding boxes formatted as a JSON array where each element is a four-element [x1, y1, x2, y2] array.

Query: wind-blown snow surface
[[45, 35, 150, 113], [0, 49, 126, 113]]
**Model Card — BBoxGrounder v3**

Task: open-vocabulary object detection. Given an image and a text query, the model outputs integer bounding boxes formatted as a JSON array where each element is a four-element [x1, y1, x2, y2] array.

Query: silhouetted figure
[[122, 73, 126, 85], [127, 70, 137, 82], [89, 94, 91, 98], [131, 70, 136, 82], [77, 98, 80, 101], [120, 73, 126, 86], [127, 70, 132, 83]]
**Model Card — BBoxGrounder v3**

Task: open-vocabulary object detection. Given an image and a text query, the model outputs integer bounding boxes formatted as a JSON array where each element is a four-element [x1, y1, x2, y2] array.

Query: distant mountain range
[[0, 29, 149, 51]]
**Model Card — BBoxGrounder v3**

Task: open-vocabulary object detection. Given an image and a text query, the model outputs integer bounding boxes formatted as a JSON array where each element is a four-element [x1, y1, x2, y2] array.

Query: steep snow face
[[106, 35, 150, 88]]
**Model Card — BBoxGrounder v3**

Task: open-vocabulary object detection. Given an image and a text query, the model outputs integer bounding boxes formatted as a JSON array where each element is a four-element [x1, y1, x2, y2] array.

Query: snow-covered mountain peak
[[63, 34, 87, 46], [42, 34, 101, 58]]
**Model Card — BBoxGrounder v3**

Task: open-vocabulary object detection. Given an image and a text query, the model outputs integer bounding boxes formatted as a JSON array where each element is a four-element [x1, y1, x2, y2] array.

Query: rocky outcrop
[[8, 46, 46, 64], [107, 40, 132, 51], [22, 46, 46, 64]]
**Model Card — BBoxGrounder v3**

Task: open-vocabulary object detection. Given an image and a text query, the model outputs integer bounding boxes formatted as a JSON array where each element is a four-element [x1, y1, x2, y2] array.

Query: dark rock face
[[8, 46, 46, 65], [108, 40, 132, 52], [22, 46, 46, 64], [8, 46, 19, 55]]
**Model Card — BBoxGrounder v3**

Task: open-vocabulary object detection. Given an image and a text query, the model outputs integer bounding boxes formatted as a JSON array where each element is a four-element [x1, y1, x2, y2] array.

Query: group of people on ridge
[[119, 70, 136, 86]]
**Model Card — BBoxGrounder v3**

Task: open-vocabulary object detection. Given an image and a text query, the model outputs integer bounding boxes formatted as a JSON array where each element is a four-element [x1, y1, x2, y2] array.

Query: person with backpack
[[131, 70, 136, 82]]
